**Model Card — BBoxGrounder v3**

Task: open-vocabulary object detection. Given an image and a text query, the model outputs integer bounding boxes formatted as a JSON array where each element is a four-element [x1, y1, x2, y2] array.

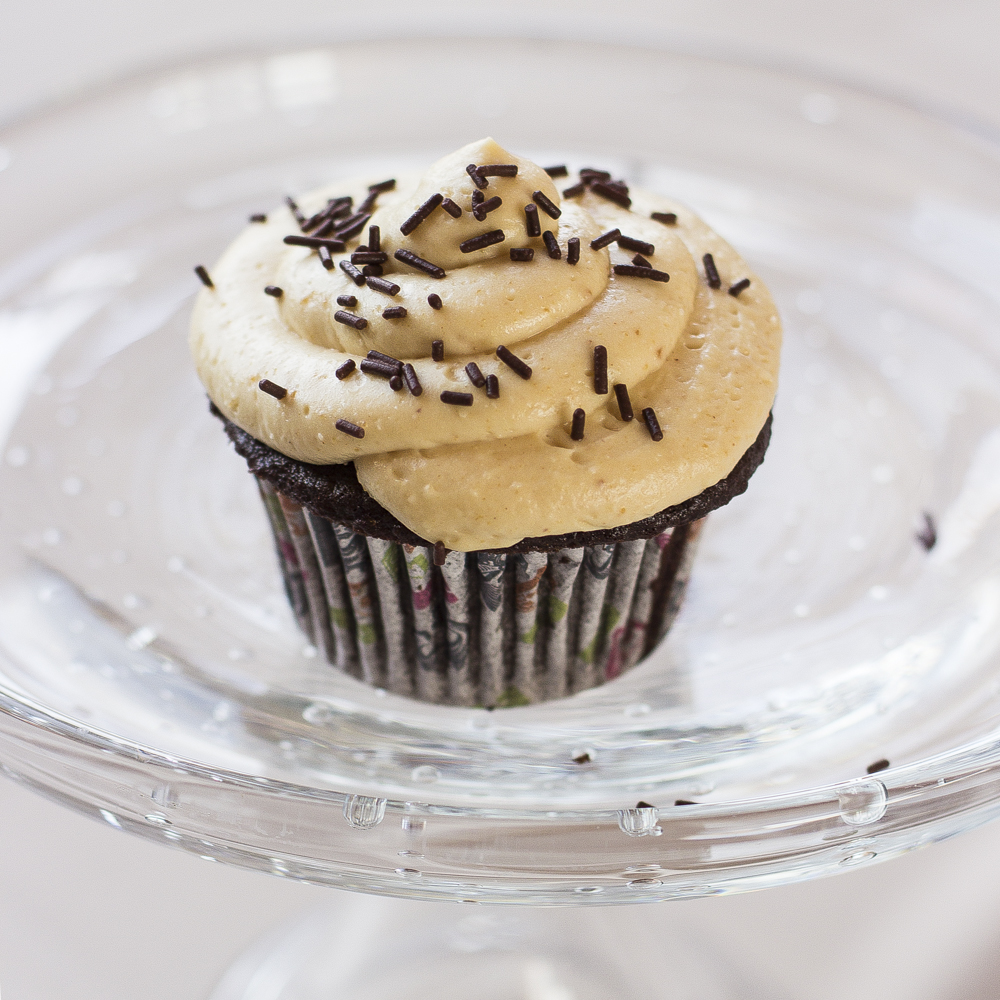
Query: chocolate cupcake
[[190, 138, 781, 706]]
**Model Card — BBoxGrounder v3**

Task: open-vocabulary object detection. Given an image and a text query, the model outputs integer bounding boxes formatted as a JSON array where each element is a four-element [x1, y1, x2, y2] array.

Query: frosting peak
[[374, 138, 563, 271]]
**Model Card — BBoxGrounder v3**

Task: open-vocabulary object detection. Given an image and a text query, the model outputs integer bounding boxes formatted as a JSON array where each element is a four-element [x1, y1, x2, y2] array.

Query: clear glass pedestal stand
[[3, 33, 1000, 999], [209, 897, 771, 1000]]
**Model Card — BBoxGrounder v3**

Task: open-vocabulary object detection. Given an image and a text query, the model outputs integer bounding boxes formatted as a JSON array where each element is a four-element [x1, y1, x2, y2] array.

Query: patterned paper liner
[[258, 478, 704, 707]]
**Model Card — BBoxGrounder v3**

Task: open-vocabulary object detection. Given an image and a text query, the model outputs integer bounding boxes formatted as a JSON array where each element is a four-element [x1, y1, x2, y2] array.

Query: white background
[[3, 2, 1000, 998]]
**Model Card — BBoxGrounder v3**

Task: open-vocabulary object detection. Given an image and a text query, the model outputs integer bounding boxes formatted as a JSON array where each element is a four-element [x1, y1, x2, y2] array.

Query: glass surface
[[2, 39, 1000, 902], [208, 897, 776, 1000]]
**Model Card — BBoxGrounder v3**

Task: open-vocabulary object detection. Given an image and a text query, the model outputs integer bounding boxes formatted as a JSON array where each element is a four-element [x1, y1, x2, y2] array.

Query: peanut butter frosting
[[190, 138, 781, 551]]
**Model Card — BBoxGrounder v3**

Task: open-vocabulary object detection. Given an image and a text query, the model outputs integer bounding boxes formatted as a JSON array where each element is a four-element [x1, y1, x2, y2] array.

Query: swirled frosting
[[191, 138, 781, 551]]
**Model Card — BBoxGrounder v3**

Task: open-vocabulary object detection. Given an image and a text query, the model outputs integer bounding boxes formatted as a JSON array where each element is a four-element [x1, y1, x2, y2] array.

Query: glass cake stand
[[3, 36, 1000, 999]]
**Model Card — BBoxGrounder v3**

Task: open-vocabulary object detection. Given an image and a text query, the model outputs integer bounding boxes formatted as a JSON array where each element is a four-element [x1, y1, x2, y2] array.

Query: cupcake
[[190, 138, 781, 706]]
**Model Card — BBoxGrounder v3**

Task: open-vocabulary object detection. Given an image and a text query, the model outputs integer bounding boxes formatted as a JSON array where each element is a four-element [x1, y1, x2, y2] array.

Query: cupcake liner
[[257, 478, 704, 706]]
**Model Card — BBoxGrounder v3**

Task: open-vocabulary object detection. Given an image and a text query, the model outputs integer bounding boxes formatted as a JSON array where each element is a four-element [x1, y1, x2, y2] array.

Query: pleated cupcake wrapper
[[258, 478, 704, 706]]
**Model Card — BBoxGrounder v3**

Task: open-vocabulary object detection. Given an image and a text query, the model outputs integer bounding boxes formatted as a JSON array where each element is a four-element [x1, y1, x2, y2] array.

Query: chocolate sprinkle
[[728, 278, 751, 297], [367, 350, 402, 369], [543, 231, 561, 259], [460, 230, 505, 253], [361, 358, 399, 379], [389, 374, 403, 391], [562, 183, 585, 198], [365, 275, 401, 297], [590, 181, 631, 208], [580, 168, 611, 184], [472, 195, 503, 221], [590, 228, 620, 250], [249, 213, 267, 223], [632, 253, 651, 268], [335, 359, 356, 380], [441, 197, 462, 218], [471, 189, 484, 207], [310, 217, 341, 239], [703, 253, 721, 289], [485, 373, 499, 398], [441, 390, 473, 406], [466, 163, 488, 189], [305, 199, 350, 232], [284, 234, 346, 251], [618, 234, 654, 255], [402, 363, 422, 396], [867, 758, 890, 774], [335, 309, 368, 330], [336, 294, 357, 307], [524, 203, 541, 237], [428, 293, 443, 310], [567, 237, 580, 265], [652, 212, 677, 226], [335, 419, 364, 439], [510, 247, 535, 261], [318, 246, 334, 270], [642, 407, 663, 441], [432, 340, 444, 361], [368, 225, 381, 252], [636, 801, 654, 809], [335, 212, 373, 241], [572, 752, 591, 764], [532, 189, 561, 219], [362, 264, 383, 278], [383, 306, 407, 319], [571, 408, 585, 441], [433, 541, 448, 566], [593, 345, 608, 394], [477, 164, 518, 177], [544, 165, 569, 178], [465, 362, 486, 388], [614, 383, 634, 421], [194, 265, 213, 288], [351, 251, 388, 264], [264, 285, 283, 298], [368, 178, 396, 193], [613, 264, 670, 282], [400, 193, 444, 236], [394, 248, 446, 278], [917, 512, 937, 550], [674, 799, 697, 806], [356, 190, 379, 215], [285, 196, 307, 228], [258, 378, 287, 400], [339, 260, 366, 286], [309, 217, 340, 239], [496, 345, 532, 379]]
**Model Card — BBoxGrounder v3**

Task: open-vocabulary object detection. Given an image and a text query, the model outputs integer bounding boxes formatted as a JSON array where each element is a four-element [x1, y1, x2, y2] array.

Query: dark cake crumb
[[917, 513, 937, 551]]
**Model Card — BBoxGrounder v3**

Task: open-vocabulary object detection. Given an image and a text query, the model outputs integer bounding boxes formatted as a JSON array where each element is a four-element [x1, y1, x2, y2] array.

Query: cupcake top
[[191, 138, 781, 551]]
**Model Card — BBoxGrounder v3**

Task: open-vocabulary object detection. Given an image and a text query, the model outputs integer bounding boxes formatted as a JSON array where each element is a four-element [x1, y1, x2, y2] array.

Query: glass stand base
[[209, 895, 776, 1000]]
